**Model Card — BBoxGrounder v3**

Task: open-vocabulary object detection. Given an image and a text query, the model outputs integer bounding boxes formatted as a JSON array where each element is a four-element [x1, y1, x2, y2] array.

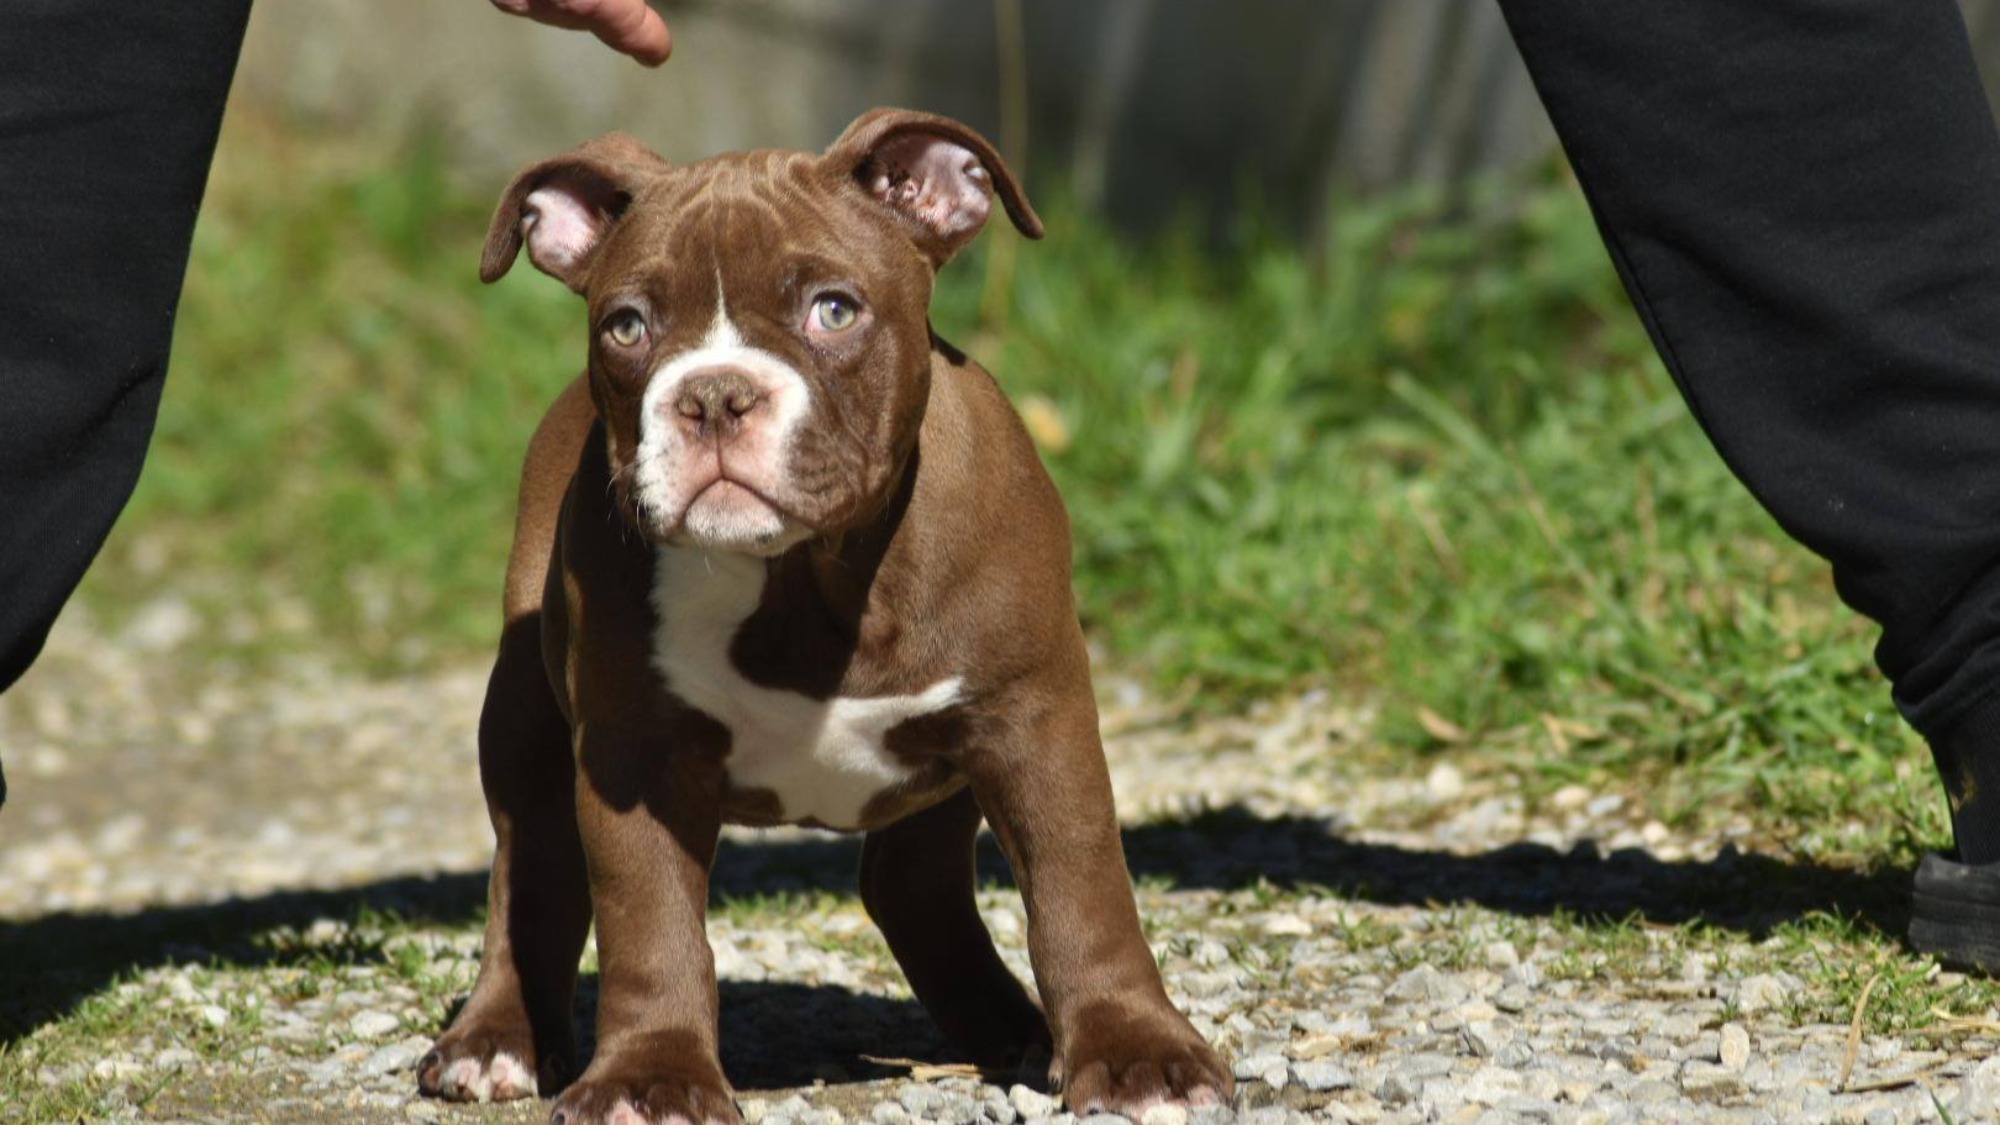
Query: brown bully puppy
[[418, 108, 1233, 1125]]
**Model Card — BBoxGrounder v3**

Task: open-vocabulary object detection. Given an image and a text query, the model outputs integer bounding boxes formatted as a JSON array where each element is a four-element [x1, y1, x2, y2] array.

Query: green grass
[[90, 112, 1931, 857], [938, 177, 1927, 855]]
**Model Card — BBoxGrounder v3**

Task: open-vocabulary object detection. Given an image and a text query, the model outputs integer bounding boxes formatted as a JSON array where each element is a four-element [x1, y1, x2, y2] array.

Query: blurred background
[[235, 0, 1559, 243], [235, 0, 2000, 237], [80, 0, 2000, 841]]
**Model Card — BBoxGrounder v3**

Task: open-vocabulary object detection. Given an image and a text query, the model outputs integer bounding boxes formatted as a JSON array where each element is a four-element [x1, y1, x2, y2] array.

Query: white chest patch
[[649, 548, 962, 829]]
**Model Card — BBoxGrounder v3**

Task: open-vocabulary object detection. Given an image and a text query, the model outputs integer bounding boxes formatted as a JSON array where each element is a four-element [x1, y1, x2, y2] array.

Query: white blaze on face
[[650, 548, 964, 828], [631, 299, 813, 554]]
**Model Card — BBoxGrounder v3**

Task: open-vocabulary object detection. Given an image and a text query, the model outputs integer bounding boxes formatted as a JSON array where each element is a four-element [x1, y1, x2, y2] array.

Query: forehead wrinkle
[[615, 189, 715, 345], [706, 194, 794, 318], [639, 150, 881, 339], [624, 176, 713, 268]]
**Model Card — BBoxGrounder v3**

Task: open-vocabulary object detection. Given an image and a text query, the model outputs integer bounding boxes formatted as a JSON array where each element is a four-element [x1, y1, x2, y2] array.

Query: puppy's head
[[482, 109, 1041, 556]]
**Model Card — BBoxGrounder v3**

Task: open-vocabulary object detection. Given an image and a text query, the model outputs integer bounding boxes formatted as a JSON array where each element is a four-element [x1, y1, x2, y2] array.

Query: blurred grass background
[[84, 106, 1936, 859]]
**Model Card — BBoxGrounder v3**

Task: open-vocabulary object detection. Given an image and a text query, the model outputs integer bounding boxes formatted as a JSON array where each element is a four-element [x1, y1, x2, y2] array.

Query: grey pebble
[[1387, 964, 1468, 1006], [938, 1098, 983, 1125], [1417, 1078, 1468, 1116], [1680, 1061, 1744, 1099], [1718, 1022, 1751, 1071], [1653, 1013, 1701, 1039], [1495, 1096, 1559, 1123], [1953, 1057, 2000, 1119], [1290, 1060, 1352, 1091], [1376, 1072, 1422, 1106], [1396, 1053, 1456, 1080], [360, 1037, 430, 1077], [1462, 1017, 1514, 1057], [1009, 1085, 1058, 1119], [1625, 1078, 1679, 1105], [347, 1009, 400, 1039], [1728, 973, 1793, 1014], [899, 1086, 944, 1116], [1232, 1052, 1289, 1087]]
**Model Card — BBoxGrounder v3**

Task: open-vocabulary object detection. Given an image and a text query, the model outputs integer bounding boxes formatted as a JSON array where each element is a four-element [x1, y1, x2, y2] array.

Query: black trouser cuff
[[1929, 689, 2000, 864]]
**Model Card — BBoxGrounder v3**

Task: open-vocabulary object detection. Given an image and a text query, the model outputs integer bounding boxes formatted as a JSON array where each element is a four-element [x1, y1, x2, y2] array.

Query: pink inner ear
[[864, 134, 994, 246], [521, 186, 608, 278]]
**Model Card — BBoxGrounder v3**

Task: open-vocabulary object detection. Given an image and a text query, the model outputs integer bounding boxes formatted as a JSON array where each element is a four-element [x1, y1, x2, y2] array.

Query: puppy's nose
[[673, 369, 765, 438]]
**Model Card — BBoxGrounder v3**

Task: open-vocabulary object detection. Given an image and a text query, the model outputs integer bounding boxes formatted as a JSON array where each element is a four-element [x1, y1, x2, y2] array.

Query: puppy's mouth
[[657, 469, 810, 556]]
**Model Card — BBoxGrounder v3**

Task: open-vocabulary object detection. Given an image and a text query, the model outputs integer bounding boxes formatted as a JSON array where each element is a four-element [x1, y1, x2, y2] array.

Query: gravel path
[[4, 606, 1996, 1124]]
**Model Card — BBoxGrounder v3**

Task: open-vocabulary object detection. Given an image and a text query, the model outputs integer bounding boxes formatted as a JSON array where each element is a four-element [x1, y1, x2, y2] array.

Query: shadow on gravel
[[2, 803, 1913, 1050], [573, 975, 955, 1091], [1110, 805, 1917, 940], [709, 811, 1914, 947], [0, 872, 489, 1044], [0, 864, 949, 1089], [0, 844, 933, 1065]]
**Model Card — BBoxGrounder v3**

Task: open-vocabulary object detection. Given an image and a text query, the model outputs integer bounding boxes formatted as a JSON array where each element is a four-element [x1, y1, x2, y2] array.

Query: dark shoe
[[1910, 852, 2000, 973]]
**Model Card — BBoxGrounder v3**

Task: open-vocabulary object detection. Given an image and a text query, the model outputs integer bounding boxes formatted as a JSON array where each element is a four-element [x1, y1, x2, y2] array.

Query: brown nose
[[672, 370, 765, 439]]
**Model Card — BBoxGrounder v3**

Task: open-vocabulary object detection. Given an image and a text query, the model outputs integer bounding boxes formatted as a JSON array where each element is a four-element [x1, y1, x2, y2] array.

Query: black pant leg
[[0, 0, 250, 807], [0, 1, 250, 717], [1497, 0, 2000, 857]]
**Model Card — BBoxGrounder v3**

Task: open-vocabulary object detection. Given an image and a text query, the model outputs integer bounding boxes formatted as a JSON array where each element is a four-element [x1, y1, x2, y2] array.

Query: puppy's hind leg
[[420, 613, 591, 1102], [860, 788, 1052, 1069]]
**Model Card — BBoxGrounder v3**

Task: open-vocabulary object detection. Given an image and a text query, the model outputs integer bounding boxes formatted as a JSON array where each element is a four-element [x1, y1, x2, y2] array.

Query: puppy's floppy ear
[[824, 108, 1043, 268], [481, 133, 671, 292]]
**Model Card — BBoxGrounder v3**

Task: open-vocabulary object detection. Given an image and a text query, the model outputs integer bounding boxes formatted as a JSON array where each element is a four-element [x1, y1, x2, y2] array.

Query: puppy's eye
[[604, 310, 647, 348], [809, 294, 861, 334]]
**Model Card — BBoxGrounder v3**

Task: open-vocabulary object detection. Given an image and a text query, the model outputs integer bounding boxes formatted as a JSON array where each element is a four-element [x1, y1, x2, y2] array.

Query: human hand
[[489, 0, 673, 66]]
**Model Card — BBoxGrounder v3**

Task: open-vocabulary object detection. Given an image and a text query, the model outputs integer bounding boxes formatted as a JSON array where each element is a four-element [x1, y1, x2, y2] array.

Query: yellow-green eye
[[811, 294, 860, 333], [605, 310, 646, 347]]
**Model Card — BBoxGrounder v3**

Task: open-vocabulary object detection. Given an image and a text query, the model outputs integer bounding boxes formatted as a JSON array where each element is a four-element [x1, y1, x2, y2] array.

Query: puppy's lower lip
[[678, 478, 795, 533], [690, 476, 797, 518], [696, 479, 757, 503], [694, 477, 767, 507]]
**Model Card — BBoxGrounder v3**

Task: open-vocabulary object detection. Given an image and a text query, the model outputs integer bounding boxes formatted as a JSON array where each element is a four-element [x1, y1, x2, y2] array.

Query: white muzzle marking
[[631, 304, 812, 553]]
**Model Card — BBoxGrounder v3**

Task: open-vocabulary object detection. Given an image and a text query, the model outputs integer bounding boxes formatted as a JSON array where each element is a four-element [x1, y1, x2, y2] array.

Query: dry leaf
[[1018, 394, 1071, 454], [1539, 713, 1569, 755], [1416, 706, 1466, 743], [1287, 1033, 1344, 1059], [860, 1055, 990, 1082]]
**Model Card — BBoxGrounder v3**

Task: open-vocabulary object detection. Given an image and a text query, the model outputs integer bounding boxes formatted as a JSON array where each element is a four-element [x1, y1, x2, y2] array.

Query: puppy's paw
[[1053, 1001, 1232, 1116], [418, 1025, 560, 1103], [549, 1060, 738, 1125]]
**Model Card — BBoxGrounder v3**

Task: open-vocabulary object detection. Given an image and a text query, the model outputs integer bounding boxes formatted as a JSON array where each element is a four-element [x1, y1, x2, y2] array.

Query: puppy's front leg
[[553, 723, 738, 1125], [964, 676, 1232, 1117]]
